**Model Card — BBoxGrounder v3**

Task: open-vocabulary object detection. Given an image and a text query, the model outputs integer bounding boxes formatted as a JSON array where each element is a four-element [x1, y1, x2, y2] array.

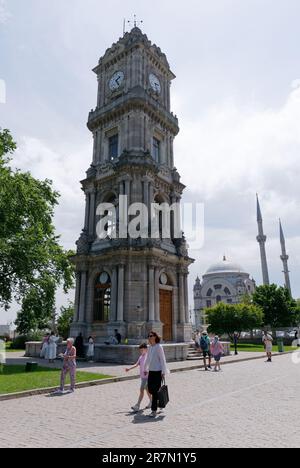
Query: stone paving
[[1, 353, 300, 448]]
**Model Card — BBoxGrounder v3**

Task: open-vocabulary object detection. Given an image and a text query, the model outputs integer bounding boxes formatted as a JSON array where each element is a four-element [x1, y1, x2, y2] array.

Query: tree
[[0, 128, 75, 333], [252, 284, 297, 329], [207, 303, 264, 341], [57, 303, 74, 339]]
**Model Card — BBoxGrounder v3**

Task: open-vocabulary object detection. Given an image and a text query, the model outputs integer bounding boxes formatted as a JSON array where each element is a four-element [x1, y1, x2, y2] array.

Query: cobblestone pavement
[[1, 354, 300, 448]]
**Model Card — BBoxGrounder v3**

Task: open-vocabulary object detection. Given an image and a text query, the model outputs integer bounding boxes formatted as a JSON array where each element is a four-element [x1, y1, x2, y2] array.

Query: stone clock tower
[[70, 27, 194, 352]]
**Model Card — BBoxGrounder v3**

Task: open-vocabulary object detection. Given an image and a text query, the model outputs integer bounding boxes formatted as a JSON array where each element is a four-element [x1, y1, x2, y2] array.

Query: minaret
[[256, 195, 270, 285], [279, 220, 292, 296]]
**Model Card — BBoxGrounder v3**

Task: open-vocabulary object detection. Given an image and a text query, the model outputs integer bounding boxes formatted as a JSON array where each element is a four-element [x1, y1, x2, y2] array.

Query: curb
[[0, 351, 293, 402]]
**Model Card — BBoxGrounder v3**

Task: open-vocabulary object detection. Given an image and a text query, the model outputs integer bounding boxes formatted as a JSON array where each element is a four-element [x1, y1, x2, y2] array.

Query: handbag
[[157, 378, 169, 409]]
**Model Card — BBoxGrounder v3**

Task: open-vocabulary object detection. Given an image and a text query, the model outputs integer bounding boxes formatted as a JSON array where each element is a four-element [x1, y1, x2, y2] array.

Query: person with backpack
[[200, 331, 212, 371]]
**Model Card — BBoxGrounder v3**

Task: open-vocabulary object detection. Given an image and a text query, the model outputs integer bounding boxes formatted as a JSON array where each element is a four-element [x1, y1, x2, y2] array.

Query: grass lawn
[[231, 343, 297, 353], [0, 365, 112, 395]]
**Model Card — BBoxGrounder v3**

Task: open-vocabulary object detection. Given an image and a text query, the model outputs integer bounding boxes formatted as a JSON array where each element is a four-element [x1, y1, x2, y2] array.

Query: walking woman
[[59, 338, 77, 393], [144, 331, 169, 418], [48, 332, 59, 364]]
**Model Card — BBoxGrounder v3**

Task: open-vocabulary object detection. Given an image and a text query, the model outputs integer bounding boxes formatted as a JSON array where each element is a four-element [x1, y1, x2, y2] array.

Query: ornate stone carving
[[76, 230, 90, 255]]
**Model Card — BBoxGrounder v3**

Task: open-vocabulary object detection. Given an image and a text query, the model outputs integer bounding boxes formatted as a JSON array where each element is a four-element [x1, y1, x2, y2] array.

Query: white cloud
[[0, 0, 11, 24], [175, 84, 300, 296], [176, 83, 300, 204], [14, 137, 90, 249]]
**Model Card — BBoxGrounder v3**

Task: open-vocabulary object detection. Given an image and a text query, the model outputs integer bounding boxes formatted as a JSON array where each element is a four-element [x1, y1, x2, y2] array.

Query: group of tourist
[[40, 329, 123, 364], [194, 331, 225, 372], [40, 332, 60, 363], [194, 329, 275, 367], [125, 331, 168, 418], [50, 329, 168, 419], [43, 326, 275, 417]]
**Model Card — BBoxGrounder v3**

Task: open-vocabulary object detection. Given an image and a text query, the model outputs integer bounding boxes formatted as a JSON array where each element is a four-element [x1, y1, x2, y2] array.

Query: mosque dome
[[204, 257, 246, 276]]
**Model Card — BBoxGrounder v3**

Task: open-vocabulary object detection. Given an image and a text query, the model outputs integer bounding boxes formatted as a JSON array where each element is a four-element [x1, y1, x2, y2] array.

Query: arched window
[[207, 288, 213, 297], [94, 272, 111, 322], [224, 287, 231, 296], [98, 194, 117, 239]]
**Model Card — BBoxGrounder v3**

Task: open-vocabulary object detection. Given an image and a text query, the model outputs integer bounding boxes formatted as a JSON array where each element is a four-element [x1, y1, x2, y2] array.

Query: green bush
[[11, 332, 44, 350]]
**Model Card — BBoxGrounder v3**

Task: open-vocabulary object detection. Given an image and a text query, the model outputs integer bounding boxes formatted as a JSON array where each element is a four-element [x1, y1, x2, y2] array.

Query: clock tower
[[71, 27, 194, 353]]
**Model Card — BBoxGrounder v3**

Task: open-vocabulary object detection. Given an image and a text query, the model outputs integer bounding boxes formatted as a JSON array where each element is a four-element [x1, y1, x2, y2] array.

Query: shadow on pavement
[[132, 412, 166, 424]]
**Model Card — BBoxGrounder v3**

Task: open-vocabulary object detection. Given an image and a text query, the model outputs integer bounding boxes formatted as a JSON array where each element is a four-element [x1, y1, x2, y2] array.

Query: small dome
[[205, 259, 245, 276]]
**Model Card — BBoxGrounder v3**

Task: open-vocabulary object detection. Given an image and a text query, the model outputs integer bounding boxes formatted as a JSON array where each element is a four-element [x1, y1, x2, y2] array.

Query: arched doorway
[[159, 273, 173, 342]]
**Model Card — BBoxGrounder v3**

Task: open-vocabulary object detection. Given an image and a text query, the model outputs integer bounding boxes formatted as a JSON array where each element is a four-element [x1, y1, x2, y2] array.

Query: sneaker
[[149, 411, 157, 418], [131, 404, 140, 412]]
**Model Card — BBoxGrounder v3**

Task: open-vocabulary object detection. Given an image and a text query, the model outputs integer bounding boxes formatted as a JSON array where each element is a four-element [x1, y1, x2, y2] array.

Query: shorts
[[140, 378, 148, 391], [202, 350, 211, 358], [214, 353, 222, 362]]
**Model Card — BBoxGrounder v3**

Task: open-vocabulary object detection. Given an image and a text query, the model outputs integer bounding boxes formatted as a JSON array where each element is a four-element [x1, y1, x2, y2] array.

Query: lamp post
[[233, 332, 239, 355]]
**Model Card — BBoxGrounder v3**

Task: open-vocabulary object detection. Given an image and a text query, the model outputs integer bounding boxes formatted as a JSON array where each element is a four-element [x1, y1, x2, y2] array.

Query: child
[[210, 336, 224, 372], [125, 343, 152, 412]]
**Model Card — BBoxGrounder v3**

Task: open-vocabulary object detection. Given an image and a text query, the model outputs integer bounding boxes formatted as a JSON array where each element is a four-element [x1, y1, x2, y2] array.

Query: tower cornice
[[93, 28, 175, 80], [87, 86, 179, 134]]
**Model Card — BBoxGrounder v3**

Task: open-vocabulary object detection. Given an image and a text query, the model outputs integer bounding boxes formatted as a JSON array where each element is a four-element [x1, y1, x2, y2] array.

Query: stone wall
[[25, 341, 190, 365]]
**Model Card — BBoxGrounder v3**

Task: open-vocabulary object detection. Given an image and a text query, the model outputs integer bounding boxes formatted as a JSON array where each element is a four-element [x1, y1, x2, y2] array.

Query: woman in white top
[[144, 331, 168, 418], [40, 333, 50, 359], [262, 331, 273, 362], [87, 336, 95, 362], [48, 332, 59, 363]]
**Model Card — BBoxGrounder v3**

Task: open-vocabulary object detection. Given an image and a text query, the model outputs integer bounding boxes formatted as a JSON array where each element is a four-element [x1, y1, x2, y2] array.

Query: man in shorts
[[200, 331, 212, 371]]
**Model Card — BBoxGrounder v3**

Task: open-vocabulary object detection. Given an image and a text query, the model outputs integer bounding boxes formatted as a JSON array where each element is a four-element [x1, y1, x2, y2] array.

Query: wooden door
[[159, 289, 173, 342]]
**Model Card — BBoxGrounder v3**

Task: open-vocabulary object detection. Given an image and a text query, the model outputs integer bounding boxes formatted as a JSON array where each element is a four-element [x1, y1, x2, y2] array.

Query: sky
[[0, 0, 300, 325]]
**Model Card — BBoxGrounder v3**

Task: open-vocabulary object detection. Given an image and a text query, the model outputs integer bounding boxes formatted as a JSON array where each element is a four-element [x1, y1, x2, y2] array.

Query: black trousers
[[148, 371, 162, 412]]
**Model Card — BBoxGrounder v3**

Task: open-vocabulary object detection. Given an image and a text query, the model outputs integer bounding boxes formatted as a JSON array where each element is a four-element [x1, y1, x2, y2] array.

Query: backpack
[[200, 336, 209, 351]]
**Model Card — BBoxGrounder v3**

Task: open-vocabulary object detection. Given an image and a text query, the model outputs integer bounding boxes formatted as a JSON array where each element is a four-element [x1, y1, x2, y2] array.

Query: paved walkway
[[1, 353, 300, 448], [5, 351, 264, 377]]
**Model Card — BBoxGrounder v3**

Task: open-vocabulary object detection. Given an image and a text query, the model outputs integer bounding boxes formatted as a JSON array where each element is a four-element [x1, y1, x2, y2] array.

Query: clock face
[[149, 73, 161, 94], [109, 71, 124, 91]]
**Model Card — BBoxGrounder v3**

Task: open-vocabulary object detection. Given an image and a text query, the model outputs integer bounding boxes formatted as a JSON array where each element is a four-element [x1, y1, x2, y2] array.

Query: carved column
[[74, 273, 81, 322], [88, 189, 96, 238], [117, 265, 125, 322], [84, 192, 90, 232], [179, 273, 185, 324], [155, 268, 161, 322], [110, 267, 118, 322], [184, 274, 190, 323], [148, 266, 155, 322], [78, 271, 87, 323]]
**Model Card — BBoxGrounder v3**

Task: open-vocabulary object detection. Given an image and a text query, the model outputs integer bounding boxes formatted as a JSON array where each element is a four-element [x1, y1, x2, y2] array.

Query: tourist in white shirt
[[48, 332, 59, 363], [262, 331, 273, 362], [144, 331, 169, 418]]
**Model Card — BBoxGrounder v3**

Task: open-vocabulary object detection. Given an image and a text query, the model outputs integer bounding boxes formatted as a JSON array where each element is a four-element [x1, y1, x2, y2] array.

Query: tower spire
[[256, 195, 270, 285], [279, 219, 292, 296]]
